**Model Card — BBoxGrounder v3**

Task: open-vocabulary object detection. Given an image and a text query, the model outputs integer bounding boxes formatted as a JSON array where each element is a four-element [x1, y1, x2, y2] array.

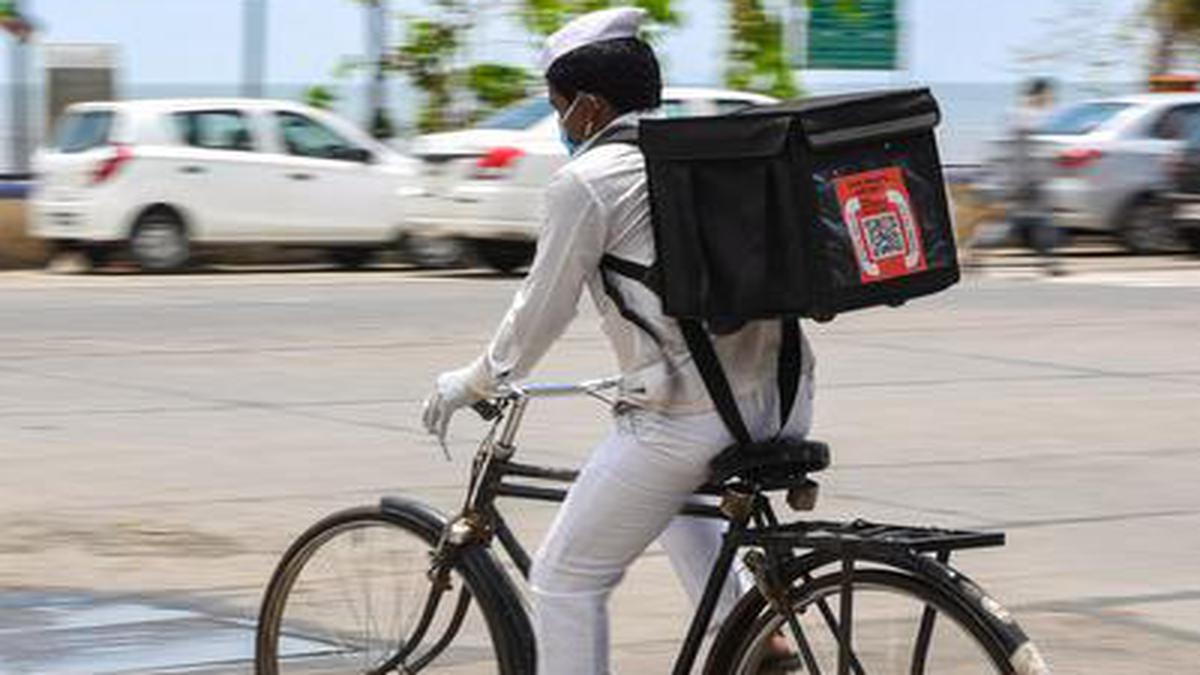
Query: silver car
[[1030, 93, 1200, 253]]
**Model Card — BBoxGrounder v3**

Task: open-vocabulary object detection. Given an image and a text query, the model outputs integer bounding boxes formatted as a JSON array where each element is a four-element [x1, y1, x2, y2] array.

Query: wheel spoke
[[726, 570, 1008, 674], [910, 604, 939, 675], [257, 508, 512, 675], [838, 557, 854, 675]]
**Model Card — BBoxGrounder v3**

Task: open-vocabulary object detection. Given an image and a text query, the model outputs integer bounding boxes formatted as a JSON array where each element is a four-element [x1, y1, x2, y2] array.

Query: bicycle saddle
[[708, 439, 830, 489]]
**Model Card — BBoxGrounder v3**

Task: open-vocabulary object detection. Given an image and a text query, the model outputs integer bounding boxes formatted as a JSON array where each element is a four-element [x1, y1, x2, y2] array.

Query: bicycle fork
[[369, 514, 488, 675]]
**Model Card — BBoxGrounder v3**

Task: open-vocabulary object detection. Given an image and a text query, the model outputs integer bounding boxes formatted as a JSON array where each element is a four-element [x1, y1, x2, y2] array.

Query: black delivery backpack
[[596, 88, 959, 446]]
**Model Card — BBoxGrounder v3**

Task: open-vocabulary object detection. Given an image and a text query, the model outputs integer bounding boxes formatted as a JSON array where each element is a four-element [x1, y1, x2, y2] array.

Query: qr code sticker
[[862, 212, 905, 260]]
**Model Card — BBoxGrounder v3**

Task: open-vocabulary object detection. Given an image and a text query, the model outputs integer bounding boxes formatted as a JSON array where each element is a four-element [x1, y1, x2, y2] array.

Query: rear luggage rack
[[759, 519, 1005, 556]]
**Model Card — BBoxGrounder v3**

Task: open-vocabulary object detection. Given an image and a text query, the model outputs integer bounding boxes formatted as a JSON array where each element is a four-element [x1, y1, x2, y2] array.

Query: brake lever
[[472, 399, 502, 421], [436, 400, 501, 462]]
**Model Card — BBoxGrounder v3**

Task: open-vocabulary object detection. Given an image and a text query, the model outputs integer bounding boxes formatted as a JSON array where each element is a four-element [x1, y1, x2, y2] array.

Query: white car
[[30, 98, 418, 271], [1016, 93, 1200, 253], [405, 88, 777, 272]]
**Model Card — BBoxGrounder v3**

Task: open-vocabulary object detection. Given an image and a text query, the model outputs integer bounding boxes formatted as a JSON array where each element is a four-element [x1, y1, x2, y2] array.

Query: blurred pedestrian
[[1009, 77, 1064, 275]]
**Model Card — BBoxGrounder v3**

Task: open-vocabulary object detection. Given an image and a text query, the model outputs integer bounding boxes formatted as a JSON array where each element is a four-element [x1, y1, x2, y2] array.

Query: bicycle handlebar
[[471, 376, 622, 420], [508, 376, 622, 398]]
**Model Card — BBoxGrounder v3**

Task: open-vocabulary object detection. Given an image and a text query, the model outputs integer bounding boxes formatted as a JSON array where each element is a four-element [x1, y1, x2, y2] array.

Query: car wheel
[[327, 247, 374, 270], [401, 233, 466, 269], [1120, 196, 1180, 254], [129, 209, 190, 272], [474, 240, 535, 274], [1181, 227, 1200, 254], [84, 245, 112, 270]]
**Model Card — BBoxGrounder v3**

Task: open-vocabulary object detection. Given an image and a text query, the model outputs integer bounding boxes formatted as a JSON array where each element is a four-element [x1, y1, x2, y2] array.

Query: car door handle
[[179, 165, 207, 174], [287, 172, 316, 181]]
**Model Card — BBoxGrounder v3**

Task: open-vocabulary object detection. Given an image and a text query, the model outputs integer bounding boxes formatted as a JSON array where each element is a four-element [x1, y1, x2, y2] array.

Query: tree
[[468, 63, 533, 110], [393, 14, 463, 133], [0, 0, 34, 42], [351, 0, 680, 134], [1148, 0, 1200, 73], [303, 85, 338, 111], [371, 1, 533, 133], [726, 0, 796, 100], [517, 0, 679, 38], [391, 0, 680, 133], [344, 0, 396, 138]]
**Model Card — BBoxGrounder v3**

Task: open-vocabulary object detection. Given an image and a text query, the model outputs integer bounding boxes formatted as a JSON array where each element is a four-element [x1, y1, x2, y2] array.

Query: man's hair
[[1025, 77, 1053, 98], [545, 37, 662, 114]]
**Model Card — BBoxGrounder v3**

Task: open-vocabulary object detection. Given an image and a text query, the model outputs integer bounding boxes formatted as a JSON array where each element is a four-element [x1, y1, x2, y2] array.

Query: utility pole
[[366, 0, 385, 132], [6, 0, 30, 174], [242, 0, 267, 98], [783, 0, 807, 70]]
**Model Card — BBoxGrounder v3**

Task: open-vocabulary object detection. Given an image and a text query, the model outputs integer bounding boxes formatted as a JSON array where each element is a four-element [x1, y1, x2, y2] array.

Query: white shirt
[[464, 113, 815, 415]]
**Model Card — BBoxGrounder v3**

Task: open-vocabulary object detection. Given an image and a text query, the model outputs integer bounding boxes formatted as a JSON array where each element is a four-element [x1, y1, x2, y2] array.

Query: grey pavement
[[2, 250, 1200, 672]]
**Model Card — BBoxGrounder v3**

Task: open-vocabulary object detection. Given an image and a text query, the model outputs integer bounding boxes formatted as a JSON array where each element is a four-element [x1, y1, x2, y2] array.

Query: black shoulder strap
[[777, 318, 802, 432], [603, 254, 751, 444], [599, 273, 664, 349], [599, 255, 664, 348], [601, 254, 659, 293], [679, 319, 752, 445], [605, 256, 803, 443], [587, 123, 640, 150]]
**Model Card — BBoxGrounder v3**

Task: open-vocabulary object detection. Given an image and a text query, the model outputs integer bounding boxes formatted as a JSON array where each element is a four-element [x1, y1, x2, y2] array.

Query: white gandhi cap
[[538, 7, 648, 74]]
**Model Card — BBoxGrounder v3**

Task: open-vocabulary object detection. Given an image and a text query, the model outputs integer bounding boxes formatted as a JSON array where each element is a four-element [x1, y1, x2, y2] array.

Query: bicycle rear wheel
[[709, 568, 1032, 674], [256, 500, 532, 675]]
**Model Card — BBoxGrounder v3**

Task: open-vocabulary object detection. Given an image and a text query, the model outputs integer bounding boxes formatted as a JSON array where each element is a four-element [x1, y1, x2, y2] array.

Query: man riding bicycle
[[422, 8, 814, 673]]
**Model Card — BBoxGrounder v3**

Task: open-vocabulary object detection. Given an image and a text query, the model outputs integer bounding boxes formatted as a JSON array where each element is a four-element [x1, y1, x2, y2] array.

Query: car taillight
[[92, 144, 133, 184], [472, 146, 524, 179], [1055, 147, 1103, 170]]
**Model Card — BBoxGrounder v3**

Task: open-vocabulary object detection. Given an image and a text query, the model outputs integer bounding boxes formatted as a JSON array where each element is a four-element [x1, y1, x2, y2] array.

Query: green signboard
[[804, 0, 897, 70]]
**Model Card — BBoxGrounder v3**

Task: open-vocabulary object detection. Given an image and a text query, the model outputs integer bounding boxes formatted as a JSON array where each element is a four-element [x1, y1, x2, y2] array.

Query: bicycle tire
[[706, 567, 1047, 675], [255, 498, 534, 675]]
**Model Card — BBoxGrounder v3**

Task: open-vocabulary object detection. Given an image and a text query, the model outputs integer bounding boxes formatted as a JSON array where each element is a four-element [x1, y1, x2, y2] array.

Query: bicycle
[[256, 377, 1049, 674]]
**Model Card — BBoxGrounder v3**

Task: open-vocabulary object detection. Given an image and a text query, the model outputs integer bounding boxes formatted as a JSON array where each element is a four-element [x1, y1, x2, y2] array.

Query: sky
[[3, 0, 1152, 88]]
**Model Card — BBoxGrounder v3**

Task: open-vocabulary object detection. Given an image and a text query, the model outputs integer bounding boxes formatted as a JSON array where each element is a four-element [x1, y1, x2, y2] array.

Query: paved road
[[2, 249, 1200, 672]]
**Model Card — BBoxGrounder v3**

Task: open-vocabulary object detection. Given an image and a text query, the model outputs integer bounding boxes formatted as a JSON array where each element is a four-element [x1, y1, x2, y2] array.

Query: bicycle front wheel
[[710, 568, 1027, 674], [256, 500, 532, 675]]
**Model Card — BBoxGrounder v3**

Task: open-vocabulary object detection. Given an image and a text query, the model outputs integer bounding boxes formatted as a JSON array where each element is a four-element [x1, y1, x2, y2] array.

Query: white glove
[[421, 358, 491, 442]]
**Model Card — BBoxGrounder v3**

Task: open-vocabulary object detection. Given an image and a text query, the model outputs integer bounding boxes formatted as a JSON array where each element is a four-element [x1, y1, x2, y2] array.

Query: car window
[[275, 111, 361, 160], [1150, 105, 1200, 140], [1037, 102, 1131, 135], [54, 110, 113, 153], [714, 99, 760, 115], [174, 110, 256, 151], [476, 98, 555, 130], [661, 99, 688, 118]]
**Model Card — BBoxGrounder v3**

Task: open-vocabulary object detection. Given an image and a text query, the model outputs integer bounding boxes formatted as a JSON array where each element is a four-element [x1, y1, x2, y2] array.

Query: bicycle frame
[[402, 380, 1012, 675], [488, 400, 748, 673]]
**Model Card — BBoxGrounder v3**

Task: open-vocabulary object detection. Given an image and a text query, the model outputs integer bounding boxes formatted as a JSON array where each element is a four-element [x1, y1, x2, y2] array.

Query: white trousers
[[529, 379, 814, 675]]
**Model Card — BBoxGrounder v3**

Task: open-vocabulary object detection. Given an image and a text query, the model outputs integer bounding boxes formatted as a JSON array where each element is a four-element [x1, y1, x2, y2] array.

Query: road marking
[[0, 591, 336, 674]]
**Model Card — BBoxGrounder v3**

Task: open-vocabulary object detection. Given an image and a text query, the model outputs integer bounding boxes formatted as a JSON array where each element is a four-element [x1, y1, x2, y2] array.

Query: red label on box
[[834, 167, 927, 284]]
